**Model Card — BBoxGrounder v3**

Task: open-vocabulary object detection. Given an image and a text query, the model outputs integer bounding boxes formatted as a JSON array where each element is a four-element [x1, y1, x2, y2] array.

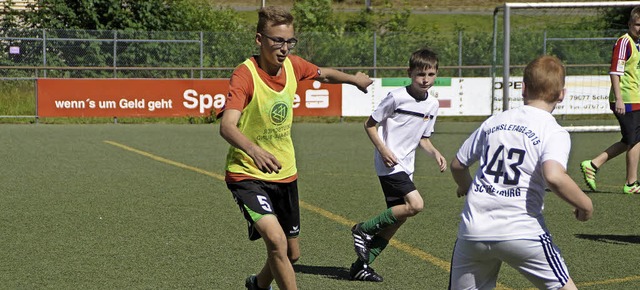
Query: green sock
[[368, 236, 389, 264], [361, 208, 397, 234]]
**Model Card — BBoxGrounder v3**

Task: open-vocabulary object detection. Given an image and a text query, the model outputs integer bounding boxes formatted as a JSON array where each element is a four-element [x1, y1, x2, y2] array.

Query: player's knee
[[264, 234, 288, 255], [407, 202, 424, 216], [289, 254, 300, 264]]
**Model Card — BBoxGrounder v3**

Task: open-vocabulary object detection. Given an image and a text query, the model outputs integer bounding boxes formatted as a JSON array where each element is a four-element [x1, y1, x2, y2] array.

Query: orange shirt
[[222, 55, 320, 183], [224, 54, 320, 112]]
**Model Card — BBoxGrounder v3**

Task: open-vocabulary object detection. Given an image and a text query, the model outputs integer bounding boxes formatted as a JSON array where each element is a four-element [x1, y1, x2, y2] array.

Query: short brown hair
[[257, 6, 294, 33], [523, 55, 565, 103], [409, 48, 439, 72], [630, 6, 640, 23]]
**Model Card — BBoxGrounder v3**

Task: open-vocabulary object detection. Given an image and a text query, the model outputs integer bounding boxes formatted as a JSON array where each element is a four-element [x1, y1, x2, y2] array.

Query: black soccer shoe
[[349, 263, 383, 282], [351, 223, 373, 262], [245, 275, 272, 290]]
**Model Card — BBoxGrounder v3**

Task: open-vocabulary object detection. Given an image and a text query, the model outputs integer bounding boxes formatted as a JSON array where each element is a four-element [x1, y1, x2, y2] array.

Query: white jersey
[[455, 105, 571, 240], [371, 87, 439, 178]]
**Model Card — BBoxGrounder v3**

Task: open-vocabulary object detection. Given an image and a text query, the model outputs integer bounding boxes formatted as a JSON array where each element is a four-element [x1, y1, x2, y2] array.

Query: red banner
[[36, 79, 342, 118]]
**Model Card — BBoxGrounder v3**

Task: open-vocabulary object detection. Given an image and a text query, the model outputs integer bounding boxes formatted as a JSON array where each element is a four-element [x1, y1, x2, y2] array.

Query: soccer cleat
[[580, 160, 597, 191], [623, 182, 640, 195], [245, 274, 272, 290], [349, 263, 383, 282], [351, 223, 373, 262]]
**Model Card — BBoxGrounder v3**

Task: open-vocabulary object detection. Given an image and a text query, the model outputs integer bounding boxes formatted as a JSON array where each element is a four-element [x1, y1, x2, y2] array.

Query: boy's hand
[[435, 154, 447, 172], [574, 208, 592, 222], [354, 72, 373, 93], [379, 147, 398, 168], [247, 145, 282, 174], [456, 186, 467, 197]]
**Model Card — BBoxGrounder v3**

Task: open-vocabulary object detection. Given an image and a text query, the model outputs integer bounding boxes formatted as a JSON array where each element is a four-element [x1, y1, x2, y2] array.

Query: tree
[[20, 0, 192, 31]]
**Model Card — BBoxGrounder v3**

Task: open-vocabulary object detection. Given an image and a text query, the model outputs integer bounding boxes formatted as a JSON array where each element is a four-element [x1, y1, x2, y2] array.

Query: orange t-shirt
[[222, 55, 320, 183]]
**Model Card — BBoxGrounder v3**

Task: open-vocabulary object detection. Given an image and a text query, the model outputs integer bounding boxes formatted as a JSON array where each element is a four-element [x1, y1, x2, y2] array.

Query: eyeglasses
[[261, 33, 298, 49]]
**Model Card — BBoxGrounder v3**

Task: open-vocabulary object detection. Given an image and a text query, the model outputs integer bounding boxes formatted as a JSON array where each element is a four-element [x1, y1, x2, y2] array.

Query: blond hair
[[523, 55, 565, 103], [257, 6, 294, 33]]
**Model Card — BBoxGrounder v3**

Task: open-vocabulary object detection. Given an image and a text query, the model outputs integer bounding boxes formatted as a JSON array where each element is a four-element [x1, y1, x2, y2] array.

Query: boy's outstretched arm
[[364, 116, 398, 167], [219, 109, 282, 174], [451, 157, 472, 198], [542, 160, 594, 221], [316, 67, 373, 93], [418, 138, 446, 172]]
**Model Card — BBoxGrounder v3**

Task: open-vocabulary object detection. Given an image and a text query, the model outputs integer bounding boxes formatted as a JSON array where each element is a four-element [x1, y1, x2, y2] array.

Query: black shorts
[[227, 179, 300, 241], [615, 110, 640, 146], [378, 172, 417, 208]]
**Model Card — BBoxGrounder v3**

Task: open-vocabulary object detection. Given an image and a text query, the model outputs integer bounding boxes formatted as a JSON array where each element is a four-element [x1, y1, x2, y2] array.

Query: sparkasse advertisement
[[36, 79, 342, 118]]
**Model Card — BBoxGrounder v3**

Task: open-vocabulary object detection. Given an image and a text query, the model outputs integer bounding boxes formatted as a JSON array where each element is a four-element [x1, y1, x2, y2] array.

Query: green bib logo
[[270, 102, 288, 125]]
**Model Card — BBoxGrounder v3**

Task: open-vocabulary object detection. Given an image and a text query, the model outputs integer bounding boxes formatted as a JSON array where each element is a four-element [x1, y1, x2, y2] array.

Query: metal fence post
[[543, 30, 547, 55], [198, 31, 203, 79], [458, 31, 462, 77], [373, 31, 377, 78], [42, 29, 46, 78], [113, 30, 117, 78]]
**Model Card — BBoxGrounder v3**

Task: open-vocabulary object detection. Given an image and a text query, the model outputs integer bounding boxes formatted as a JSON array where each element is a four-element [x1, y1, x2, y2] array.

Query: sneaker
[[245, 275, 272, 290], [623, 182, 640, 195], [580, 160, 597, 191], [350, 263, 383, 282], [351, 223, 373, 262]]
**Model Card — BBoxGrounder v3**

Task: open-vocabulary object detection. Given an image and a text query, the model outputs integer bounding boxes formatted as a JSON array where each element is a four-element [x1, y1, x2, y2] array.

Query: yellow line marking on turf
[[104, 140, 637, 290], [103, 140, 225, 180], [577, 275, 640, 287]]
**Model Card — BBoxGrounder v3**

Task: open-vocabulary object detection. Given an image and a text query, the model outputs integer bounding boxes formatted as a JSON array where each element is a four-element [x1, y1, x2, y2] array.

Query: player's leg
[[391, 189, 424, 221], [351, 173, 415, 261], [254, 215, 297, 290], [273, 180, 301, 264], [590, 142, 626, 169], [357, 172, 418, 235], [252, 180, 300, 289], [250, 239, 298, 290], [350, 174, 421, 281], [376, 189, 423, 241], [228, 180, 295, 290], [497, 234, 573, 290], [582, 142, 626, 191], [623, 111, 640, 193], [609, 111, 640, 194], [625, 142, 640, 184], [449, 239, 501, 290]]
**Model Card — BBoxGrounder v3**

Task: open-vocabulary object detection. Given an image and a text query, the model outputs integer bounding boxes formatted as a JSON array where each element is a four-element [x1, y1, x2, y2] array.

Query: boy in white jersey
[[349, 48, 447, 282], [580, 6, 640, 194], [449, 55, 593, 290]]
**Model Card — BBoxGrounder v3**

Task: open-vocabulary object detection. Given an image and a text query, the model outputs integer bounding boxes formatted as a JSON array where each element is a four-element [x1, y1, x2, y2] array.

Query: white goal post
[[492, 1, 640, 132]]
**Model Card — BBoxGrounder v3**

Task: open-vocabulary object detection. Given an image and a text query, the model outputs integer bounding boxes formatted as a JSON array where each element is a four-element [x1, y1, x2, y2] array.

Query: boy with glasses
[[218, 6, 372, 290]]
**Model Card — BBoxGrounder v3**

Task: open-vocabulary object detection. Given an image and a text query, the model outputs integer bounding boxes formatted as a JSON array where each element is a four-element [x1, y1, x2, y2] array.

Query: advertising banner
[[491, 75, 611, 115], [37, 79, 342, 118], [342, 77, 493, 117], [36, 76, 613, 118]]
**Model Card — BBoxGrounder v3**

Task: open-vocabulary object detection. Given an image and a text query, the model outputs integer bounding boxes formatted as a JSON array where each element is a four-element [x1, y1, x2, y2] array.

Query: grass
[[0, 80, 36, 116], [1, 122, 640, 289]]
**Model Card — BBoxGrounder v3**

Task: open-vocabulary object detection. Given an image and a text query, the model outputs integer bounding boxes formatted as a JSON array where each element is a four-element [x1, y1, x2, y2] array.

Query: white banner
[[343, 76, 611, 117]]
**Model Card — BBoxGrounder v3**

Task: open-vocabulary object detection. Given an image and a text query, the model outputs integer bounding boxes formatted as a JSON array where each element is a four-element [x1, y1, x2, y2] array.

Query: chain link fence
[[0, 27, 626, 79], [0, 27, 519, 79]]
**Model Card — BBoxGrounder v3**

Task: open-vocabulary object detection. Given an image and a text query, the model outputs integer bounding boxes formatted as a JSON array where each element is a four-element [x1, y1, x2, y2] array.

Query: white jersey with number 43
[[455, 105, 571, 241]]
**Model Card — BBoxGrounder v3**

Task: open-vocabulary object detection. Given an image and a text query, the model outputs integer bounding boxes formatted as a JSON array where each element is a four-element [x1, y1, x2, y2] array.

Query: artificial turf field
[[1, 122, 639, 289]]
